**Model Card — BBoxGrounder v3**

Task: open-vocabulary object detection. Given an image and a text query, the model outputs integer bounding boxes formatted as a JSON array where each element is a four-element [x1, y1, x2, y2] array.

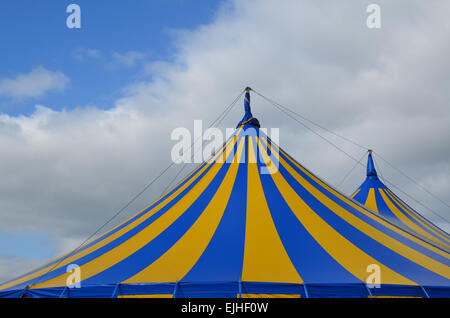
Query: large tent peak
[[236, 87, 260, 129]]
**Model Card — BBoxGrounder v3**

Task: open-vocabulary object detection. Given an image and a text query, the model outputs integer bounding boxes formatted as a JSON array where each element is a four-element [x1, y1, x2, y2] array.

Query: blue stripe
[[176, 281, 238, 298], [182, 138, 248, 283], [370, 284, 426, 297], [258, 159, 361, 284], [306, 283, 369, 298], [352, 186, 366, 203], [242, 282, 305, 296], [374, 188, 404, 224], [424, 286, 450, 297]]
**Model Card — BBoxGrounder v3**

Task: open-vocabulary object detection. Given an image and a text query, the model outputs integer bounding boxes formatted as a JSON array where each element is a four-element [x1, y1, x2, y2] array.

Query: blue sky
[[0, 0, 222, 116], [0, 232, 54, 260]]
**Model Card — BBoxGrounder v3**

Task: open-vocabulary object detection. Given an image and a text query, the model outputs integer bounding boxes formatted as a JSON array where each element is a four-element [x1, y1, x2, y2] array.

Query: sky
[[0, 0, 221, 115], [0, 0, 449, 283]]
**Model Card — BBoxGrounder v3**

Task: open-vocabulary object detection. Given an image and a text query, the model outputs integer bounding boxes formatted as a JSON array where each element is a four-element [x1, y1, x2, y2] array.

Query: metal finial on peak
[[236, 87, 260, 128], [367, 151, 378, 177]]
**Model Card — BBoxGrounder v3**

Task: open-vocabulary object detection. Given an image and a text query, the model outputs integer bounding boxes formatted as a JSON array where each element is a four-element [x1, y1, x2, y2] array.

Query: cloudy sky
[[0, 0, 449, 283]]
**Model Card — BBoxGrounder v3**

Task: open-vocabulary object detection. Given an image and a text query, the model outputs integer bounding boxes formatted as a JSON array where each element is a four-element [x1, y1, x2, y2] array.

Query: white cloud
[[0, 67, 70, 100], [0, 0, 449, 281], [112, 51, 147, 67], [74, 48, 101, 61], [0, 257, 44, 284]]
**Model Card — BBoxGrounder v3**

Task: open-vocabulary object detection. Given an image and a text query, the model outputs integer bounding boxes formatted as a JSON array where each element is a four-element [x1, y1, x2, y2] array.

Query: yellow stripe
[[269, 140, 450, 259], [262, 140, 449, 279], [123, 138, 245, 283], [365, 189, 378, 213], [30, 138, 241, 289], [385, 189, 450, 244], [242, 137, 303, 284], [351, 189, 360, 199], [379, 190, 449, 249], [241, 117, 253, 126]]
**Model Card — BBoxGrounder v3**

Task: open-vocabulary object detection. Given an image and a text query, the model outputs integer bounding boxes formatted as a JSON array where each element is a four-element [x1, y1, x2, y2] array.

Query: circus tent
[[351, 152, 450, 253], [0, 89, 449, 298]]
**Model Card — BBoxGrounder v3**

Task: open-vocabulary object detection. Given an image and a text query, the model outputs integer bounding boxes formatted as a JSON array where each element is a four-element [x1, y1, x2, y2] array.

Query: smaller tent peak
[[367, 150, 378, 177], [236, 87, 260, 129]]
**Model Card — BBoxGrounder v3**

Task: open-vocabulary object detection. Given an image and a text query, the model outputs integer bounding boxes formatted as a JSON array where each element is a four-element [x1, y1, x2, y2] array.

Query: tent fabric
[[1, 94, 449, 298], [351, 153, 450, 252], [236, 88, 260, 128]]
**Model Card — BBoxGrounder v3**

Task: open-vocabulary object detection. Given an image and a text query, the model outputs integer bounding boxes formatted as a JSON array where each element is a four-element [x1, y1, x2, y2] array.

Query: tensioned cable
[[369, 155, 448, 223], [373, 152, 387, 183], [25, 89, 245, 288], [336, 151, 367, 188], [252, 89, 450, 210], [251, 89, 449, 224], [252, 89, 369, 151], [160, 93, 242, 195], [372, 152, 449, 224], [373, 152, 449, 223], [252, 90, 364, 163], [374, 152, 450, 209]]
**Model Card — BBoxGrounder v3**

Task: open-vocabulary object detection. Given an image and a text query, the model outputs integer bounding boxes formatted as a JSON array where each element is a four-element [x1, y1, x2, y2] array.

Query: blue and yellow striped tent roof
[[351, 152, 450, 254], [0, 90, 449, 298]]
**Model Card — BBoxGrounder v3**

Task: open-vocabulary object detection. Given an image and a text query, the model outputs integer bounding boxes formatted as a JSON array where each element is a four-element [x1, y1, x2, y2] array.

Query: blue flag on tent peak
[[236, 87, 260, 129]]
